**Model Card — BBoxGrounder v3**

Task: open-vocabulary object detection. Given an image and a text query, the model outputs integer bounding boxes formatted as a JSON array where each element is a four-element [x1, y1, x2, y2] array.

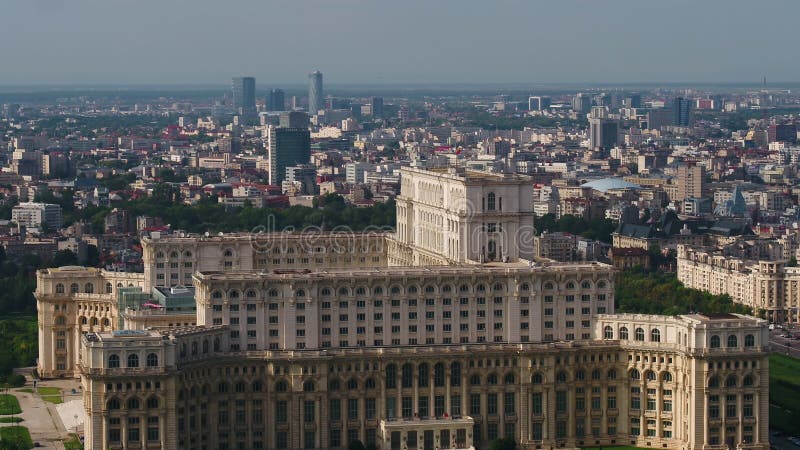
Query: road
[[769, 328, 800, 358]]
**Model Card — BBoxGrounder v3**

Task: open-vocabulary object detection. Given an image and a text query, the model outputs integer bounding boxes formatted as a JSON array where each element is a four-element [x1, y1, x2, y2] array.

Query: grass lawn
[[64, 433, 83, 450], [0, 426, 33, 449], [0, 394, 22, 415], [0, 416, 23, 423], [36, 386, 63, 404], [16, 388, 33, 393], [36, 387, 61, 396], [769, 354, 800, 434]]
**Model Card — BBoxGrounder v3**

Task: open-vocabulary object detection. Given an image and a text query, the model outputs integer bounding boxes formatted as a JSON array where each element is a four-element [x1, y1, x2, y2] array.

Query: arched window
[[90, 317, 98, 326], [592, 369, 601, 380], [487, 373, 498, 385], [424, 286, 434, 294], [321, 288, 331, 296], [619, 327, 629, 340], [598, 281, 607, 289], [303, 380, 315, 392], [630, 369, 640, 380], [575, 369, 586, 381], [487, 192, 496, 210], [651, 329, 661, 342], [203, 340, 209, 354], [708, 376, 720, 388], [418, 363, 429, 388], [727, 335, 738, 348], [532, 373, 543, 384], [295, 289, 305, 298], [450, 362, 461, 386], [127, 397, 140, 409], [392, 286, 402, 294], [604, 326, 614, 339], [127, 354, 139, 368], [218, 382, 229, 393], [170, 251, 179, 258], [108, 354, 120, 368], [275, 380, 288, 392], [328, 379, 340, 391], [155, 251, 164, 259], [470, 374, 481, 386], [434, 363, 445, 387], [246, 290, 257, 298], [223, 249, 233, 257], [745, 334, 755, 347], [607, 369, 617, 380], [213, 338, 220, 352], [385, 364, 397, 389], [191, 342, 197, 355], [269, 289, 279, 297], [146, 396, 159, 409], [80, 316, 88, 325], [401, 363, 413, 388], [663, 372, 673, 382], [581, 281, 591, 289], [184, 251, 192, 258], [556, 371, 568, 384], [347, 378, 358, 390], [146, 353, 158, 367], [504, 373, 515, 385], [70, 283, 79, 294], [634, 328, 645, 341], [106, 282, 113, 293], [566, 282, 575, 290], [646, 371, 656, 381], [338, 287, 349, 296], [743, 375, 754, 387], [84, 283, 94, 293], [252, 381, 263, 392], [102, 318, 110, 327], [543, 282, 554, 290], [520, 283, 530, 291], [710, 335, 720, 348], [229, 290, 239, 299], [107, 398, 120, 410], [55, 283, 65, 294], [725, 375, 737, 388], [365, 378, 376, 390], [212, 291, 223, 299], [493, 283, 504, 292]]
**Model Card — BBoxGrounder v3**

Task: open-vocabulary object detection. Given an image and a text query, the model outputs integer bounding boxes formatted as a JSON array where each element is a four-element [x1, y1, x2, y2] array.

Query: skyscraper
[[588, 106, 618, 151], [267, 126, 311, 186], [279, 111, 309, 128], [676, 163, 704, 201], [672, 97, 692, 127], [528, 96, 551, 111], [231, 77, 256, 116], [266, 89, 285, 111], [572, 93, 591, 114], [370, 96, 384, 117], [308, 70, 323, 114]]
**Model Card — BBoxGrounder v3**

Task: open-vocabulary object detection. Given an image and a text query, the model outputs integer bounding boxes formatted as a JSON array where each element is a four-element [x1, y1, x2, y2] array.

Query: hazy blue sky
[[0, 0, 796, 86]]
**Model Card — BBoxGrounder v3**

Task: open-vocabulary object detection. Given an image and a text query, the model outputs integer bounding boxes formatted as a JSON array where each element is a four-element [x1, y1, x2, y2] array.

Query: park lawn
[[16, 388, 33, 393], [41, 395, 63, 404], [0, 426, 33, 448], [0, 394, 22, 415], [64, 434, 83, 450], [769, 354, 800, 434], [0, 416, 23, 423], [36, 387, 61, 396]]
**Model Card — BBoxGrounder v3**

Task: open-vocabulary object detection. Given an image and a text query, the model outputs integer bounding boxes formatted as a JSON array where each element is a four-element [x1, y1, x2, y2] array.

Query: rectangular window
[[532, 392, 543, 415], [504, 392, 515, 414], [304, 400, 315, 423], [556, 391, 567, 413], [276, 401, 287, 422], [470, 394, 481, 415], [348, 398, 359, 421], [329, 399, 341, 421], [366, 398, 376, 419]]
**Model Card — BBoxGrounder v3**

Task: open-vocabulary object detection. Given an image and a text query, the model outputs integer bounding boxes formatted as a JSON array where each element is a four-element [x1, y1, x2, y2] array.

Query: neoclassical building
[[36, 167, 770, 450], [677, 244, 800, 324]]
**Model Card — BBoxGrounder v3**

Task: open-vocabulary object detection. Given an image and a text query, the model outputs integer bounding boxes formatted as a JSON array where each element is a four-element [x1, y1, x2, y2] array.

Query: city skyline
[[1, 0, 799, 86]]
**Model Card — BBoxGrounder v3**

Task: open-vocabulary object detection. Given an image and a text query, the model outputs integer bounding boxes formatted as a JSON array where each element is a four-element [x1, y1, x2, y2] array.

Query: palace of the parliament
[[35, 167, 769, 450]]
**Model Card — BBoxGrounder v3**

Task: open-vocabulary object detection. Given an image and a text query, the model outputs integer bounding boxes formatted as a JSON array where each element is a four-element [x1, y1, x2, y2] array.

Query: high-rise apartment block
[[588, 106, 618, 151], [676, 164, 704, 201], [308, 70, 324, 114], [12, 202, 63, 230]]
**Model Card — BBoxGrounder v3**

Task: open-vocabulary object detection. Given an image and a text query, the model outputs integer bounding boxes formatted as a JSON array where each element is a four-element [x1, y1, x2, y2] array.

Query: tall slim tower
[[267, 89, 285, 111], [308, 70, 323, 114], [231, 77, 256, 117]]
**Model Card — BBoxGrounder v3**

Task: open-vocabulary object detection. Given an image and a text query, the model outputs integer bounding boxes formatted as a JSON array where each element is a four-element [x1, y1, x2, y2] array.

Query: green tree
[[348, 440, 366, 450], [51, 250, 78, 268], [488, 436, 517, 450]]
